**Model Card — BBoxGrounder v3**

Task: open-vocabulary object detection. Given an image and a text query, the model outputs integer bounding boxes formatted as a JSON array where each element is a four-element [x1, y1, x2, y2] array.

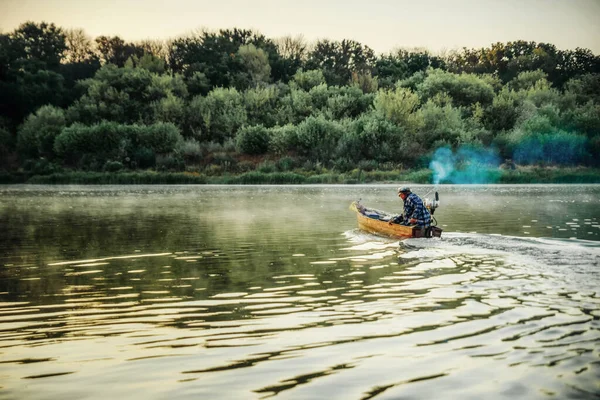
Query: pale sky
[[1, 0, 599, 54]]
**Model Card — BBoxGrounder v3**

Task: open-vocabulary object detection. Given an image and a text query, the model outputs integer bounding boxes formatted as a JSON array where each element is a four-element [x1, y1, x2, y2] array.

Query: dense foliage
[[1, 21, 599, 181]]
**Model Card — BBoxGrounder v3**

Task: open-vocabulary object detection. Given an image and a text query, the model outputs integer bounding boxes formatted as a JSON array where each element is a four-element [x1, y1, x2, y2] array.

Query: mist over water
[[0, 185, 598, 399]]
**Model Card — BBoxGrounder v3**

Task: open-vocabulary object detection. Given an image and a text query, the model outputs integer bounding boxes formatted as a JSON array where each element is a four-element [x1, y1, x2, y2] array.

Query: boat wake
[[400, 232, 600, 289]]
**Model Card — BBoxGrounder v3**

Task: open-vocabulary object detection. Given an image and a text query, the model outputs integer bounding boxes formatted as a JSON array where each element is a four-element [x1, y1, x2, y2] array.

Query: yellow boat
[[350, 201, 442, 239]]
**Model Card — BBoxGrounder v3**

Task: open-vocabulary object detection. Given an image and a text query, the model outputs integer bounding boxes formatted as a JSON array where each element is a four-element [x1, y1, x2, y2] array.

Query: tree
[[66, 63, 184, 125], [187, 88, 247, 142], [306, 39, 376, 86], [417, 69, 496, 108], [416, 101, 465, 148], [273, 35, 307, 82], [17, 105, 66, 159], [564, 73, 600, 105], [482, 89, 523, 132], [64, 28, 96, 63], [324, 86, 373, 120], [0, 22, 68, 124], [294, 115, 343, 161], [373, 87, 420, 131], [10, 21, 66, 70], [375, 49, 446, 88], [508, 70, 548, 91], [292, 69, 325, 91], [337, 113, 410, 163], [168, 28, 280, 89], [236, 125, 271, 155], [275, 88, 313, 125], [244, 86, 280, 127], [351, 71, 378, 93], [237, 44, 271, 86], [124, 53, 165, 74], [95, 36, 144, 67]]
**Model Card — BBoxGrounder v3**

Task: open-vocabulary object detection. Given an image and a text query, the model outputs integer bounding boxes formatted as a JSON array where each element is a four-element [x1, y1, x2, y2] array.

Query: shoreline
[[2, 167, 600, 185]]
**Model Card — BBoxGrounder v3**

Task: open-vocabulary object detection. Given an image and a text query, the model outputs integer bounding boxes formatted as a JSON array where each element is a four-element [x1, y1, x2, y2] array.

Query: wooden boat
[[350, 201, 442, 239]]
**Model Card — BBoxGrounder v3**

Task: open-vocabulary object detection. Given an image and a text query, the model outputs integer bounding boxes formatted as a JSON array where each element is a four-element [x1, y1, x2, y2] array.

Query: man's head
[[398, 186, 411, 200]]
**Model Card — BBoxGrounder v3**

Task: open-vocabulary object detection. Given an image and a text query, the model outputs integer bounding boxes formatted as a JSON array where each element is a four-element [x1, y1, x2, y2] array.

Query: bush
[[152, 94, 185, 126], [224, 171, 306, 184], [156, 154, 185, 171], [189, 88, 247, 142], [482, 89, 523, 132], [508, 70, 548, 91], [134, 122, 181, 154], [27, 171, 208, 184], [331, 157, 354, 172], [257, 160, 276, 173], [268, 124, 296, 155], [373, 87, 420, 130], [22, 158, 63, 175], [338, 113, 409, 163], [275, 89, 313, 125], [243, 86, 279, 127], [54, 121, 125, 165], [292, 69, 326, 91], [177, 139, 203, 163], [103, 160, 124, 172], [417, 69, 495, 108], [236, 125, 271, 155], [132, 147, 156, 169], [276, 156, 296, 171], [17, 105, 66, 158], [295, 116, 343, 161], [0, 126, 14, 160], [325, 86, 374, 120], [357, 160, 379, 171], [416, 101, 464, 147], [54, 121, 182, 167]]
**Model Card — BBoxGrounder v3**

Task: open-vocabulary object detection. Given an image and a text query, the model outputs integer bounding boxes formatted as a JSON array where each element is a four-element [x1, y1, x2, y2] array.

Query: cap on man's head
[[398, 186, 411, 194]]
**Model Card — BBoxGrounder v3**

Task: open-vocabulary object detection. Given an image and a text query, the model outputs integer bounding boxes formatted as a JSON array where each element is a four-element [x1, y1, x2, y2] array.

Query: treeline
[[1, 21, 599, 181]]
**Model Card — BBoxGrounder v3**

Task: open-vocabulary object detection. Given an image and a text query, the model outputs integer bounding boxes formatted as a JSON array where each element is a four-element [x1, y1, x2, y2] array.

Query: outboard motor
[[424, 191, 440, 215]]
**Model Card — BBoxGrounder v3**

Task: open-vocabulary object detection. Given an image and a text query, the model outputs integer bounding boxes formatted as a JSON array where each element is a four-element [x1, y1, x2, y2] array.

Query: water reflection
[[0, 185, 599, 399]]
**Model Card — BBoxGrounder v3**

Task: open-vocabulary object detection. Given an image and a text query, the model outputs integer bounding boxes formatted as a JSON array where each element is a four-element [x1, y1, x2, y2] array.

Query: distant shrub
[[103, 160, 124, 172], [225, 171, 306, 184], [292, 69, 326, 91], [177, 139, 203, 163], [156, 154, 185, 171], [54, 121, 182, 167], [268, 124, 296, 155], [28, 171, 208, 184], [18, 105, 66, 158], [236, 160, 255, 172], [133, 122, 181, 154], [357, 159, 379, 171], [276, 156, 296, 171], [295, 116, 343, 161], [22, 158, 63, 175], [132, 147, 156, 169], [257, 160, 277, 173], [331, 157, 354, 172], [236, 125, 271, 155]]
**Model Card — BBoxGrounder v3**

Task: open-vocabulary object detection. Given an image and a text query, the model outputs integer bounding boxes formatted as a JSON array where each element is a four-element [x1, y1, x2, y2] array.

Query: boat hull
[[350, 202, 441, 239]]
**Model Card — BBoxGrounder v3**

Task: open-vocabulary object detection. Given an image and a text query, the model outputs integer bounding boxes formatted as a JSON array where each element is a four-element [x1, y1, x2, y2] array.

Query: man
[[389, 186, 431, 227]]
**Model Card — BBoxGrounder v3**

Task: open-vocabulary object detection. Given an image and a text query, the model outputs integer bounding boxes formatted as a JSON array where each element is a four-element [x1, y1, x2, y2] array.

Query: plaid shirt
[[402, 192, 431, 227]]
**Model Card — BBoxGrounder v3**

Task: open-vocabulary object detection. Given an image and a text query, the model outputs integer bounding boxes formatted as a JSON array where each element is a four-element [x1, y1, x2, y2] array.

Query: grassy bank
[[3, 166, 599, 185]]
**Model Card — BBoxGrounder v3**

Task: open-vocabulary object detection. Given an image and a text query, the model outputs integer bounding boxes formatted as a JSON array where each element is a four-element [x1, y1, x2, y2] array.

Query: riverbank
[[2, 166, 600, 185]]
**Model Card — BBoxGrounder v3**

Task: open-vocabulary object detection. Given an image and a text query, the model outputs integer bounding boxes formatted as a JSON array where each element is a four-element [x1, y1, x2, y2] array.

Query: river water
[[0, 184, 599, 399]]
